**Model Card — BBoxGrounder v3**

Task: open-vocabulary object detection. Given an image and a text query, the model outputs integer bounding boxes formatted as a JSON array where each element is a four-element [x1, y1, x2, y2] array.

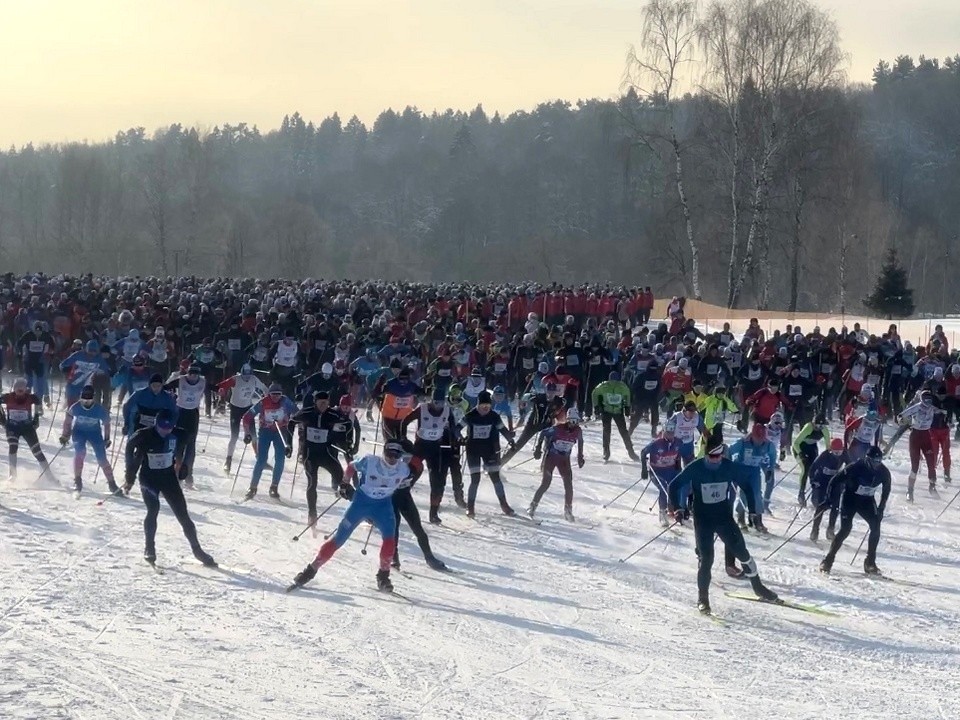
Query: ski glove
[[103, 437, 111, 449], [284, 445, 293, 459], [59, 436, 69, 447], [577, 455, 585, 469], [797, 490, 806, 508], [122, 480, 135, 495], [338, 483, 355, 500], [32, 416, 40, 429], [641, 465, 649, 480], [243, 433, 252, 445], [533, 447, 542, 460]]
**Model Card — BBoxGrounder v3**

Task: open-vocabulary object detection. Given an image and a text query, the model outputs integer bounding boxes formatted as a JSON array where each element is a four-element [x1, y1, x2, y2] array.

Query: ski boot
[[697, 595, 711, 616], [809, 527, 819, 542], [453, 485, 467, 509], [428, 507, 442, 525], [906, 473, 916, 503], [376, 569, 393, 592], [144, 549, 157, 565], [291, 563, 318, 588], [192, 546, 218, 568], [826, 525, 835, 541], [243, 486, 258, 501], [750, 576, 779, 603], [465, 503, 476, 518], [658, 509, 669, 527], [107, 479, 123, 497], [751, 514, 769, 535], [391, 555, 402, 570], [500, 500, 516, 516], [736, 507, 747, 529], [526, 502, 538, 519], [425, 555, 447, 571], [269, 486, 280, 499], [863, 559, 882, 575], [819, 556, 834, 574], [183, 475, 195, 490], [223, 457, 232, 475], [945, 473, 952, 485], [564, 506, 575, 522], [73, 477, 83, 494], [929, 480, 939, 497]]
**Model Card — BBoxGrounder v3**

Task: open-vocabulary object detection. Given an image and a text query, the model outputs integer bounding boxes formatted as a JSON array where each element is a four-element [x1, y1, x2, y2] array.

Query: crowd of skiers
[[0, 273, 950, 605]]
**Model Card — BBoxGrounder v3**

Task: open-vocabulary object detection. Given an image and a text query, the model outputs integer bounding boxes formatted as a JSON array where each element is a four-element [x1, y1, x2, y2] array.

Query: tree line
[[0, 0, 956, 314]]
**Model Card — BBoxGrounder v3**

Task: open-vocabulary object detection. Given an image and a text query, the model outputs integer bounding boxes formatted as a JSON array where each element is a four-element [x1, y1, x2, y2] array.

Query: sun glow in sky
[[1, 0, 957, 147]]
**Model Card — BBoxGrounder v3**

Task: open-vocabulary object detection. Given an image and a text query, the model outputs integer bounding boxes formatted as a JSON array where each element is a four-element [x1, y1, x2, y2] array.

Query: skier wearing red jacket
[[745, 380, 794, 425]]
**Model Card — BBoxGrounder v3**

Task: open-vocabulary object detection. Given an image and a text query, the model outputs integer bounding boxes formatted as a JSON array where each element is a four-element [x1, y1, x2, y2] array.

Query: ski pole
[[602, 475, 645, 509], [45, 378, 63, 440], [509, 455, 537, 470], [646, 469, 671, 513], [359, 523, 375, 555], [291, 495, 342, 542], [850, 529, 869, 565], [935, 486, 960, 522], [36, 444, 67, 484], [630, 478, 653, 512], [200, 418, 214, 453], [771, 459, 801, 491], [618, 520, 681, 563], [764, 510, 820, 561], [783, 491, 811, 536], [289, 452, 300, 499], [229, 443, 248, 497]]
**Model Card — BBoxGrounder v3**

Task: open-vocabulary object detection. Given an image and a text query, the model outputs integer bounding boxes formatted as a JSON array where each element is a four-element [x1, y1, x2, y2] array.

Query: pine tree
[[863, 248, 915, 319]]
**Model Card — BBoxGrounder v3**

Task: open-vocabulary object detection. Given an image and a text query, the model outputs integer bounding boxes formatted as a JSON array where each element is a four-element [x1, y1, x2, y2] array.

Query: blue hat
[[155, 410, 175, 431], [85, 340, 99, 353]]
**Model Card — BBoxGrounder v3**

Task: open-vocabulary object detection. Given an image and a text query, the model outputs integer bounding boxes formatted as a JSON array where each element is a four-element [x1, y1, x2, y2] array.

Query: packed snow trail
[[2, 404, 959, 719]]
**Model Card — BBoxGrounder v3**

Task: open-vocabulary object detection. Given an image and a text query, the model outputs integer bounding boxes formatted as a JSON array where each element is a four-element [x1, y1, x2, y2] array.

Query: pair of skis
[[703, 592, 839, 625]]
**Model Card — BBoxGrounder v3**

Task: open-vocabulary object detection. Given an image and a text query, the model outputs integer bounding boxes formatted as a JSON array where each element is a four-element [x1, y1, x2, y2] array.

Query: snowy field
[[2, 386, 959, 719]]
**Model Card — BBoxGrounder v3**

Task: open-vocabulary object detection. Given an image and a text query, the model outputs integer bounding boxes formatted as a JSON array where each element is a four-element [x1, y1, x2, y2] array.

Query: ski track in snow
[[2, 393, 959, 719]]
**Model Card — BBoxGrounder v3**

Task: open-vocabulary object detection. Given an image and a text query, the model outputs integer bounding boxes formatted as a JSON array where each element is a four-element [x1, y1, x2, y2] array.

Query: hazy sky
[[2, 0, 958, 147]]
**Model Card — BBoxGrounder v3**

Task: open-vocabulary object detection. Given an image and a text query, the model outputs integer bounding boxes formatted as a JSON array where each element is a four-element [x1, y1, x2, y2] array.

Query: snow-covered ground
[[2, 390, 959, 719]]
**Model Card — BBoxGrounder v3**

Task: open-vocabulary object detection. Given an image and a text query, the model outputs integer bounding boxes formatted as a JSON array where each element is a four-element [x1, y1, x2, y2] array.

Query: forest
[[0, 0, 956, 313]]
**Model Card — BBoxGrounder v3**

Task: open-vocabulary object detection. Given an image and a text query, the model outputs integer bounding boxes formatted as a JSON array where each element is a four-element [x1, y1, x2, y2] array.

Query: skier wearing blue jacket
[[60, 340, 112, 405], [727, 423, 777, 529], [668, 438, 779, 615], [60, 385, 119, 496], [122, 373, 179, 468]]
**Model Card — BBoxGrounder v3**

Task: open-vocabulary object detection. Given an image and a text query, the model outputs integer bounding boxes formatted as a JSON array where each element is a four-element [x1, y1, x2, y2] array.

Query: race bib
[[522, 359, 534, 369], [28, 341, 45, 353], [494, 362, 507, 373], [420, 426, 443, 441], [147, 452, 173, 470], [606, 393, 622, 405], [263, 409, 284, 423], [228, 339, 242, 351], [472, 425, 492, 440], [438, 369, 451, 377], [566, 356, 579, 366], [8, 409, 29, 422], [553, 439, 574, 453], [306, 427, 328, 443], [139, 414, 157, 427], [788, 384, 803, 397], [701, 482, 727, 504], [644, 381, 658, 390], [855, 484, 878, 497], [394, 396, 412, 409]]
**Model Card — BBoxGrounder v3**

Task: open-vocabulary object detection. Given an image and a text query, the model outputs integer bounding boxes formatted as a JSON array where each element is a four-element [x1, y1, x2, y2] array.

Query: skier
[[844, 408, 882, 462], [217, 364, 268, 474], [501, 383, 564, 464], [288, 440, 413, 592], [791, 413, 831, 500], [401, 387, 461, 522], [667, 438, 779, 615], [1, 378, 52, 482], [897, 389, 940, 500], [242, 383, 297, 500], [727, 423, 776, 527], [803, 438, 846, 541], [639, 417, 683, 526], [528, 406, 585, 521], [60, 384, 119, 495], [818, 445, 890, 574], [700, 380, 738, 445], [60, 339, 112, 405], [379, 367, 422, 440], [122, 409, 216, 568], [164, 365, 206, 488], [17, 321, 54, 406], [461, 389, 516, 517], [591, 371, 639, 462], [673, 400, 707, 467], [389, 440, 447, 571], [290, 391, 349, 523], [122, 373, 179, 469]]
